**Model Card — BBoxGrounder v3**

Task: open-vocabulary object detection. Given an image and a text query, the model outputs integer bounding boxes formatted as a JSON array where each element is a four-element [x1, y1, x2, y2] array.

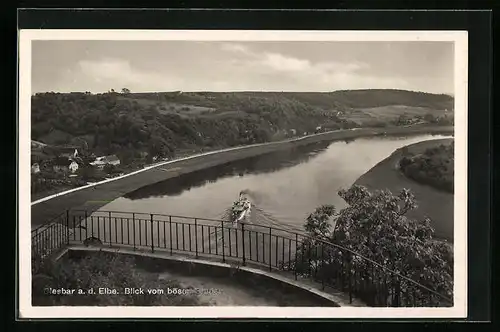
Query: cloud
[[48, 45, 409, 93], [72, 58, 185, 92], [220, 46, 407, 91], [261, 53, 311, 72], [32, 40, 451, 93], [78, 58, 163, 85], [220, 43, 250, 54]]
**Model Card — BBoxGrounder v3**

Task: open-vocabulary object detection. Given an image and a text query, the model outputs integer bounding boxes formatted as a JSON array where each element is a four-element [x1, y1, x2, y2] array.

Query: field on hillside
[[361, 105, 450, 118], [127, 89, 454, 111], [117, 96, 217, 118], [340, 105, 453, 126], [116, 90, 453, 125]]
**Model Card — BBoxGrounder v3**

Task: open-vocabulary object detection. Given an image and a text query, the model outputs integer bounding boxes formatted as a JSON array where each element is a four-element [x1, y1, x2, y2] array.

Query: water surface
[[100, 134, 451, 232]]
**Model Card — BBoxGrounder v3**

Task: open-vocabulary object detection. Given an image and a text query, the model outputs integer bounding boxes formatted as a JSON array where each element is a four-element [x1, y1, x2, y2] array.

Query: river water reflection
[[99, 134, 451, 233]]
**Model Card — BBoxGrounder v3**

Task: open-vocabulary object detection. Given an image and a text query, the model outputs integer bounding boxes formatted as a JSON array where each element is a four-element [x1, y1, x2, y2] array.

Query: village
[[30, 138, 184, 200], [30, 140, 127, 198], [31, 141, 120, 175]]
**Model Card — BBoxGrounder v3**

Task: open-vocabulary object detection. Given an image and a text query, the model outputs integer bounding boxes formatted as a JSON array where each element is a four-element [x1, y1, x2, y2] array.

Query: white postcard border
[[19, 29, 468, 319]]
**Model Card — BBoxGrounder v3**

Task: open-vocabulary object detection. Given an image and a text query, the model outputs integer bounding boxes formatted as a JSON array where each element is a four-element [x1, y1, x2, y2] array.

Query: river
[[97, 134, 452, 234]]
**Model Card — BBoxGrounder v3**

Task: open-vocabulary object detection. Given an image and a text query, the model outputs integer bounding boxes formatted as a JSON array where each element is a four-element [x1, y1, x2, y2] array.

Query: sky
[[31, 40, 454, 94]]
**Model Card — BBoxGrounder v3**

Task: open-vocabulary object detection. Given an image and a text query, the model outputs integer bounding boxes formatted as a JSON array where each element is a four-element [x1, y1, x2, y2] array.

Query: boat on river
[[230, 191, 252, 225]]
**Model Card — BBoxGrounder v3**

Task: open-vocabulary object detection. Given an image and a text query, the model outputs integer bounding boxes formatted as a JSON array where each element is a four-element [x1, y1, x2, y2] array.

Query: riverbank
[[31, 125, 453, 228], [354, 138, 454, 242]]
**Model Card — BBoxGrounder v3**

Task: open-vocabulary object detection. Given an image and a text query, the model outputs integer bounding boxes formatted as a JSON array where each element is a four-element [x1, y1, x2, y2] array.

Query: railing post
[[157, 215, 160, 249], [348, 253, 353, 304], [269, 227, 272, 271], [321, 244, 325, 290], [394, 277, 401, 307], [169, 216, 173, 255], [84, 210, 88, 237], [34, 228, 39, 258], [132, 213, 136, 250], [194, 218, 198, 258], [109, 211, 112, 247], [221, 220, 225, 263], [150, 214, 154, 253], [66, 210, 70, 245], [241, 223, 246, 266], [294, 233, 298, 280]]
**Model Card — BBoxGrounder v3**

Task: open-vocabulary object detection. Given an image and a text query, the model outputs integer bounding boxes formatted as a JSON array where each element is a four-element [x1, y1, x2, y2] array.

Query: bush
[[32, 251, 203, 306], [103, 164, 123, 174], [399, 143, 454, 193], [290, 185, 453, 307]]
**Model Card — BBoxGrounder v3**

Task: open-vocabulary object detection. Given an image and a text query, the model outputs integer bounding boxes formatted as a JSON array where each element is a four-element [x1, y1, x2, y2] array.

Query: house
[[103, 155, 121, 166], [69, 160, 79, 173], [90, 157, 106, 168], [90, 155, 121, 169], [31, 163, 40, 174]]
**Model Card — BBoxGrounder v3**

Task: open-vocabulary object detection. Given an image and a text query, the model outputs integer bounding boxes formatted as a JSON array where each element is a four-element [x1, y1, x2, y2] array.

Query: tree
[[295, 185, 453, 306], [304, 204, 336, 239], [77, 165, 98, 181], [121, 88, 131, 94], [424, 113, 436, 123], [116, 149, 136, 166], [103, 163, 116, 174]]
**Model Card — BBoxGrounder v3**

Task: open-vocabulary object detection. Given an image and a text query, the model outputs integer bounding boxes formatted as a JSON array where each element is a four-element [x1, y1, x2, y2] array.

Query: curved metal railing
[[31, 209, 453, 307]]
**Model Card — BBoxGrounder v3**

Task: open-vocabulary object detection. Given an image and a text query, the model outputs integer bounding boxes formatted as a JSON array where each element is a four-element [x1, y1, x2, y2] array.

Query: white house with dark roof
[[90, 155, 121, 169], [31, 163, 40, 174], [69, 160, 79, 173]]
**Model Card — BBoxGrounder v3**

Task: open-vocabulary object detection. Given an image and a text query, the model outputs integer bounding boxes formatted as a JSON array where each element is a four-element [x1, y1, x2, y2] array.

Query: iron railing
[[31, 209, 453, 307]]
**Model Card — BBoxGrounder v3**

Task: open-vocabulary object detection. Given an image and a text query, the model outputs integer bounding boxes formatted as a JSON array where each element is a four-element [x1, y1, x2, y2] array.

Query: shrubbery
[[289, 185, 453, 307], [31, 92, 352, 162], [399, 143, 454, 193], [32, 251, 202, 306]]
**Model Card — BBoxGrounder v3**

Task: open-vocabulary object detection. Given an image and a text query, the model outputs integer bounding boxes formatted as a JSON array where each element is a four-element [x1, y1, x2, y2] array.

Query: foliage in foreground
[[291, 185, 453, 307], [32, 251, 202, 306]]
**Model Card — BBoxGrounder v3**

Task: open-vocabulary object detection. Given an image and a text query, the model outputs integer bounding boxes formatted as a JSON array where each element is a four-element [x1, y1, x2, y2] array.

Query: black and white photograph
[[19, 30, 468, 318]]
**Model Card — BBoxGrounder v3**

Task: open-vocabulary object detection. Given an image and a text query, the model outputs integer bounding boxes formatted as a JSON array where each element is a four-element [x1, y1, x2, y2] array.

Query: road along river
[[30, 126, 453, 228]]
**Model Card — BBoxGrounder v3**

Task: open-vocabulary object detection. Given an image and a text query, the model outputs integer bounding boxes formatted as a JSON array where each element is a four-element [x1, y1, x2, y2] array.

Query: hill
[[354, 138, 454, 242], [31, 89, 453, 162]]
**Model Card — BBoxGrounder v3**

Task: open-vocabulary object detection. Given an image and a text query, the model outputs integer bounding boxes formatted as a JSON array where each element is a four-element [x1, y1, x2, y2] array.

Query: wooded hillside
[[31, 89, 454, 165]]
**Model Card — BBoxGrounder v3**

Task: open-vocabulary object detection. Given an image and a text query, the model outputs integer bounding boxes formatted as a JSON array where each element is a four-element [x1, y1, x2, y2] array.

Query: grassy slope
[[354, 138, 454, 242], [124, 90, 454, 121]]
